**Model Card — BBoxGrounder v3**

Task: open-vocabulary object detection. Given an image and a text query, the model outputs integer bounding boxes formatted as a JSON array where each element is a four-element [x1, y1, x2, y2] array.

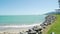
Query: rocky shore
[[26, 15, 56, 34]]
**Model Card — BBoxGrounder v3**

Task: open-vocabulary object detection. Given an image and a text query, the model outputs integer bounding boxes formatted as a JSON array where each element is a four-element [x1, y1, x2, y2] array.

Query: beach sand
[[0, 28, 28, 34], [0, 23, 42, 34]]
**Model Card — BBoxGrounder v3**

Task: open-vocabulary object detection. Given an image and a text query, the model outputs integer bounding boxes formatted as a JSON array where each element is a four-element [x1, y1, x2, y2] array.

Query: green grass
[[47, 15, 60, 34]]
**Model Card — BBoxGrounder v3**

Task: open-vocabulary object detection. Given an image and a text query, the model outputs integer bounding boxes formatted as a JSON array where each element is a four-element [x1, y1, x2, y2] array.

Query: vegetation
[[47, 15, 60, 34]]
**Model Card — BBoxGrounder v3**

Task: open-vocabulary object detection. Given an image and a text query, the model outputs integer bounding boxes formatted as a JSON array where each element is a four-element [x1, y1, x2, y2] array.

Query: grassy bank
[[47, 15, 60, 34]]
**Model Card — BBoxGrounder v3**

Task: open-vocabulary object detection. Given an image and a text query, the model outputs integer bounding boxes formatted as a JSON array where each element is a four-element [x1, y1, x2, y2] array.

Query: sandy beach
[[0, 23, 42, 34], [0, 27, 29, 34]]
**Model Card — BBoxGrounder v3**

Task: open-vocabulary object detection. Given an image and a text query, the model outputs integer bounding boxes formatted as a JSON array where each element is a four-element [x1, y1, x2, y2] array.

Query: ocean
[[0, 15, 47, 31], [0, 15, 46, 25]]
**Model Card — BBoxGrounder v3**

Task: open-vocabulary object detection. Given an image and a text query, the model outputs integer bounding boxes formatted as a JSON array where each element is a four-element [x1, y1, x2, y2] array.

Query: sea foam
[[0, 23, 42, 28]]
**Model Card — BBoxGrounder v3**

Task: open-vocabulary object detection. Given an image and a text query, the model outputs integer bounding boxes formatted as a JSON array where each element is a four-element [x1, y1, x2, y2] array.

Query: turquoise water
[[0, 15, 46, 25]]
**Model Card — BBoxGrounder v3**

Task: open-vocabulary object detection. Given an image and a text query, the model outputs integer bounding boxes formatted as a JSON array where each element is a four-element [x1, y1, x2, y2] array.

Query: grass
[[47, 15, 60, 34]]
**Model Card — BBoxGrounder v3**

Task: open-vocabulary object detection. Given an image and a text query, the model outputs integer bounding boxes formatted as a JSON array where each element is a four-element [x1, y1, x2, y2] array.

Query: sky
[[0, 0, 59, 15]]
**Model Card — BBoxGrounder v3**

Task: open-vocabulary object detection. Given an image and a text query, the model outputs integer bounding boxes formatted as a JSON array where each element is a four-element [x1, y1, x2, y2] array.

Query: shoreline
[[0, 23, 42, 28], [0, 22, 43, 32], [0, 22, 43, 34], [0, 15, 56, 34]]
